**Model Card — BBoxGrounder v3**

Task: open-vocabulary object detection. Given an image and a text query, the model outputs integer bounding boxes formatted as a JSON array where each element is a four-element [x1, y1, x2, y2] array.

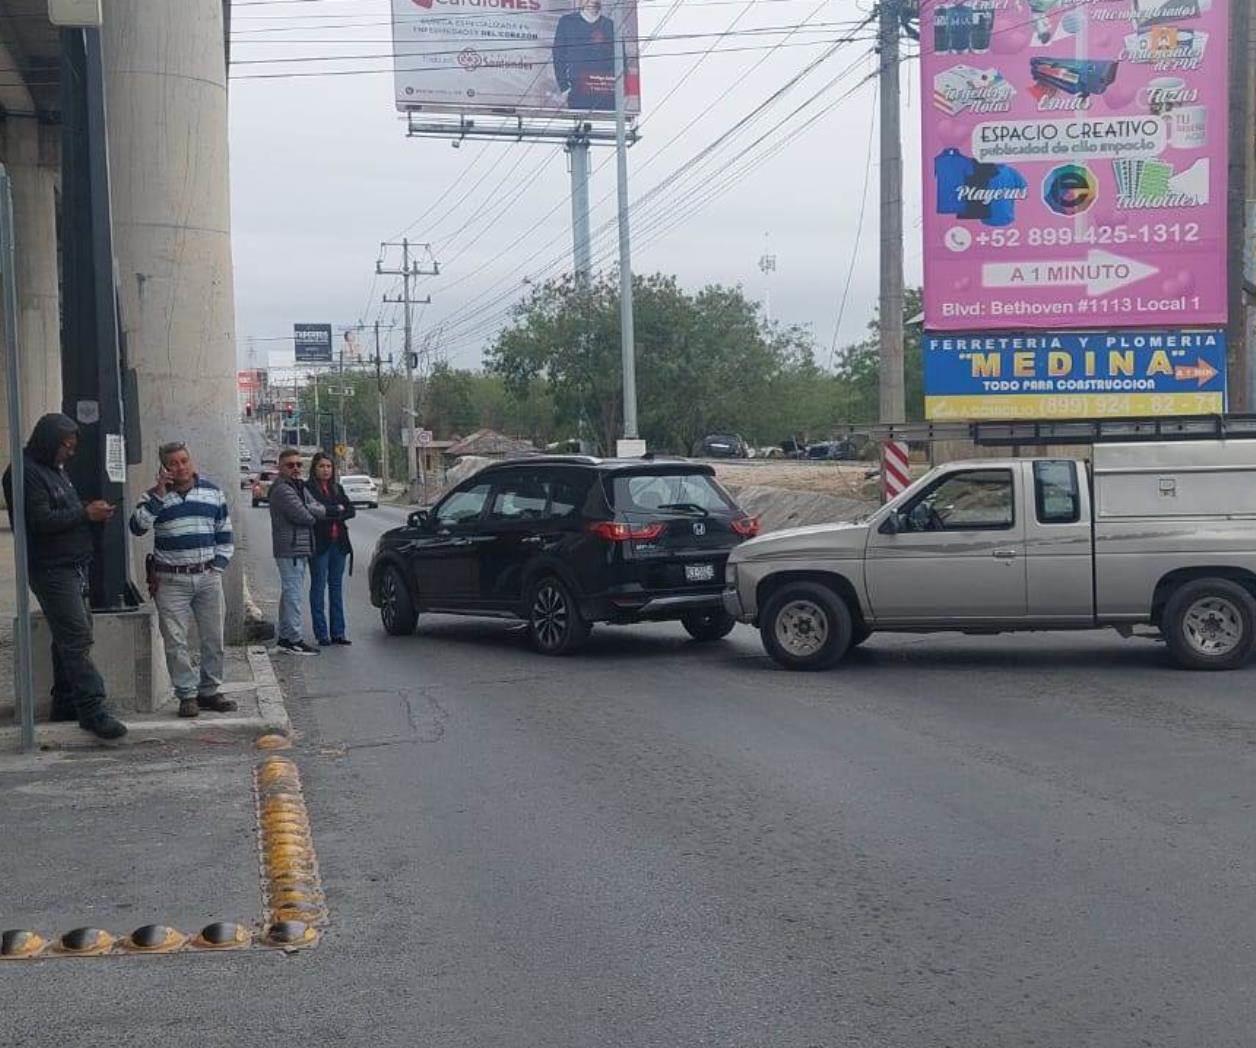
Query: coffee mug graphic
[[1168, 105, 1207, 148]]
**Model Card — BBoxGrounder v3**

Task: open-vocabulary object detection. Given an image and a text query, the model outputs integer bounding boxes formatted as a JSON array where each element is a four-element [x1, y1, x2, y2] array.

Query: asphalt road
[[11, 429, 1256, 1046]]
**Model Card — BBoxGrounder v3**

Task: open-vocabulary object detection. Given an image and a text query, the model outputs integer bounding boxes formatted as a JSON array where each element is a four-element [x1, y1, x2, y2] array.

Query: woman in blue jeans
[[307, 452, 356, 645]]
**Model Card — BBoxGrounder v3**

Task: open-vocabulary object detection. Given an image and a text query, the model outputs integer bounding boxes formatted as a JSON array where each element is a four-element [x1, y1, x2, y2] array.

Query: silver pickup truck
[[724, 441, 1256, 672]]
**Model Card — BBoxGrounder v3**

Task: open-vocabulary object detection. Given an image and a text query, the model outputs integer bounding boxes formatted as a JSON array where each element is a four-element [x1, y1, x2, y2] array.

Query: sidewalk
[[1, 523, 288, 750]]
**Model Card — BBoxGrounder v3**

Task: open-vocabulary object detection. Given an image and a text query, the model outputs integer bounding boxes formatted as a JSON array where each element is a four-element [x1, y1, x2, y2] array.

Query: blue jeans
[[275, 557, 308, 643], [309, 544, 348, 642]]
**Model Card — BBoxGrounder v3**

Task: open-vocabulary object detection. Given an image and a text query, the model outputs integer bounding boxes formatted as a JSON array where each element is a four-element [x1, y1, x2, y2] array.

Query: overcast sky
[[228, 0, 924, 374]]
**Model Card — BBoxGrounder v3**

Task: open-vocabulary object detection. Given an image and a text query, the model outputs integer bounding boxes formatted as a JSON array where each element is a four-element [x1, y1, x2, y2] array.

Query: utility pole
[[1229, 0, 1255, 409], [378, 238, 438, 500], [372, 320, 394, 495], [877, 0, 905, 425], [612, 20, 638, 447]]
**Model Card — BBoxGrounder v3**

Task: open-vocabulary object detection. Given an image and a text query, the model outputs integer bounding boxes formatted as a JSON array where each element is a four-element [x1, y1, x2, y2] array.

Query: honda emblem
[[692, 522, 706, 536]]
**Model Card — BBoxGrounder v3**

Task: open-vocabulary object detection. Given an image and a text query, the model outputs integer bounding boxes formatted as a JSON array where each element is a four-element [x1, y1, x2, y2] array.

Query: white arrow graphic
[[982, 249, 1159, 296]]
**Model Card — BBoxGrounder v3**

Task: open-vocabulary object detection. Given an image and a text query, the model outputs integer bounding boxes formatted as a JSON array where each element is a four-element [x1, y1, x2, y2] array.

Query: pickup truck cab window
[[901, 469, 1014, 532], [1033, 461, 1080, 524]]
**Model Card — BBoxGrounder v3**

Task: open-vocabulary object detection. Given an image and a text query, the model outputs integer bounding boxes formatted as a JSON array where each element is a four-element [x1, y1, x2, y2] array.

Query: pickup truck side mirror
[[879, 511, 903, 535], [407, 509, 430, 530]]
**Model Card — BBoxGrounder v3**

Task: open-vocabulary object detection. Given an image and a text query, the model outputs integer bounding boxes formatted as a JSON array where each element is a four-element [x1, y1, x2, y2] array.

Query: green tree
[[486, 273, 829, 454]]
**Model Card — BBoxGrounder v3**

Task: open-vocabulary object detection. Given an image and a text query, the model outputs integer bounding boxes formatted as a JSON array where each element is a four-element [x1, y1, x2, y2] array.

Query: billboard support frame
[[406, 111, 636, 146]]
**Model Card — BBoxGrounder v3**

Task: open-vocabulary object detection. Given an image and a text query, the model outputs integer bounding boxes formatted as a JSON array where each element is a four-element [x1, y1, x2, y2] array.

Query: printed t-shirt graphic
[[935, 148, 975, 214]]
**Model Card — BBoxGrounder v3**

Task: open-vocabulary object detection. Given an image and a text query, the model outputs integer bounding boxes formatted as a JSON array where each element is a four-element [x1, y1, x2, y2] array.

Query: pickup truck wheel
[[1163, 578, 1256, 670], [379, 565, 418, 636], [681, 609, 737, 642], [760, 582, 852, 671]]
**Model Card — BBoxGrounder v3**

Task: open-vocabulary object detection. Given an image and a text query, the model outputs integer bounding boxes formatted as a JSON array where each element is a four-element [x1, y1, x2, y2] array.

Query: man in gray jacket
[[268, 448, 340, 655]]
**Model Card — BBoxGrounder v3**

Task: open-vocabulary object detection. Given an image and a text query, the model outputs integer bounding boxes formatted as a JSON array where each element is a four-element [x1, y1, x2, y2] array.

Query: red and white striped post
[[880, 439, 911, 503]]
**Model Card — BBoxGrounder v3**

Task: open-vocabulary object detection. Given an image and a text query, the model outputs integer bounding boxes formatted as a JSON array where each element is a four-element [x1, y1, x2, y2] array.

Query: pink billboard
[[921, 0, 1230, 331]]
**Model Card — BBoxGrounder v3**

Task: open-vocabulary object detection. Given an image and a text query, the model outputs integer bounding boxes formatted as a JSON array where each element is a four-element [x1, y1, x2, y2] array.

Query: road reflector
[[267, 831, 311, 849], [272, 903, 326, 924], [54, 928, 113, 956], [124, 925, 186, 953], [255, 734, 291, 750], [192, 922, 251, 949], [0, 930, 46, 959], [266, 920, 317, 948]]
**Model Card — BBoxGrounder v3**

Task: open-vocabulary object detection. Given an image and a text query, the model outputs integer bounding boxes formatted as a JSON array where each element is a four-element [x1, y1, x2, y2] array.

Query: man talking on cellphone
[[129, 441, 235, 719], [2, 413, 128, 739]]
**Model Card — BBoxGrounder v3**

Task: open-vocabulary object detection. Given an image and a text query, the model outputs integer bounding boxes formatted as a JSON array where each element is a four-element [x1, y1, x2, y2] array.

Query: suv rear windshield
[[609, 472, 735, 515]]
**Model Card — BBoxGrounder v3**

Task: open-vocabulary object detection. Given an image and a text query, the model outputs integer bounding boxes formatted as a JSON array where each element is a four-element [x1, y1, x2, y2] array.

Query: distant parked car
[[340, 474, 379, 509], [804, 439, 862, 461], [251, 469, 277, 507], [697, 433, 749, 459], [239, 464, 255, 490], [261, 448, 279, 465]]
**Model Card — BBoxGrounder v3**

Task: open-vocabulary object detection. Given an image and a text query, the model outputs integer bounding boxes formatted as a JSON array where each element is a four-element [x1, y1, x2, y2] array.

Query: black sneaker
[[332, 637, 352, 646], [80, 711, 128, 740], [292, 640, 321, 655], [317, 638, 332, 647]]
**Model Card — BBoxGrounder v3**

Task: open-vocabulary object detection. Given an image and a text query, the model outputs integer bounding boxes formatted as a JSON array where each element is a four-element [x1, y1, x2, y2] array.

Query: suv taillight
[[586, 520, 666, 542], [731, 516, 760, 538]]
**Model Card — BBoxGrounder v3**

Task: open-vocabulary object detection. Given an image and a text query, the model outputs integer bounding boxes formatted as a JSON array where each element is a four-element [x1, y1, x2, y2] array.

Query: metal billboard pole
[[613, 19, 638, 444], [567, 124, 593, 283], [1, 166, 36, 751]]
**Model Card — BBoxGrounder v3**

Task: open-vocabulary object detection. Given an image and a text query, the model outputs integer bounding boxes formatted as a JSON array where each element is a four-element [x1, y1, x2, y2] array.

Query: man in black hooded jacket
[[2, 413, 128, 739]]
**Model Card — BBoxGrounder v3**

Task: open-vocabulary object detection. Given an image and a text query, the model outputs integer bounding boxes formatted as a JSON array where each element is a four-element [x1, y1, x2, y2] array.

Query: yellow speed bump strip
[[1, 758, 327, 959], [252, 757, 326, 950]]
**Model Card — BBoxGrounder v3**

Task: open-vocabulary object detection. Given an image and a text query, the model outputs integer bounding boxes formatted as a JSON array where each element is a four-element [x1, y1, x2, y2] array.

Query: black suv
[[368, 456, 760, 654]]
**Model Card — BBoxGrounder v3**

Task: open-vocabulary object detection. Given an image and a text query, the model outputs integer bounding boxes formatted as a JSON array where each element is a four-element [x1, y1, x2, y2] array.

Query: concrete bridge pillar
[[0, 117, 61, 472], [101, 0, 243, 637]]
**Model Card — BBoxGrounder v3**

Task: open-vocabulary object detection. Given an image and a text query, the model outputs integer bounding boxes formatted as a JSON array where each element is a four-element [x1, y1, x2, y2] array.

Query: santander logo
[[411, 0, 434, 8]]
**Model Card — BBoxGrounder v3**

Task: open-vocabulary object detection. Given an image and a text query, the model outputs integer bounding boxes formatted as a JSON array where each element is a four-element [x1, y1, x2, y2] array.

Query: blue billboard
[[923, 329, 1227, 420]]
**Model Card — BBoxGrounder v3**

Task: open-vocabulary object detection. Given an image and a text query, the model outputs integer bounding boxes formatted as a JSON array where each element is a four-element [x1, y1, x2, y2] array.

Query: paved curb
[[0, 645, 290, 752]]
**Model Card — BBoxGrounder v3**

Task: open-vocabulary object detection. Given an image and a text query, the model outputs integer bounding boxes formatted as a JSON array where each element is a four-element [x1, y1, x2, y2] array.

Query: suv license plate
[[685, 563, 716, 583]]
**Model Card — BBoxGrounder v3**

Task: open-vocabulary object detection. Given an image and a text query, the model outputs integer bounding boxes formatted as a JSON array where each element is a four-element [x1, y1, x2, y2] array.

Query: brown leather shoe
[[197, 693, 238, 713], [178, 698, 200, 718]]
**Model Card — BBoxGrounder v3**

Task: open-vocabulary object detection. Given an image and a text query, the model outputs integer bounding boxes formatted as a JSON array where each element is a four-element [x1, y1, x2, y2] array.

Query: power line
[[828, 89, 877, 370], [434, 54, 876, 355], [423, 27, 871, 339]]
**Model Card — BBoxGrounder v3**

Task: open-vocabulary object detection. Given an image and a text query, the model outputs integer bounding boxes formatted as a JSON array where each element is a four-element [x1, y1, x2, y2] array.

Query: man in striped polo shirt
[[129, 441, 237, 718]]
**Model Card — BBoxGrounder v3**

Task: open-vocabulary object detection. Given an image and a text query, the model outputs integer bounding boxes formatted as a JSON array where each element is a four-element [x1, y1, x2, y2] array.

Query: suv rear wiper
[[657, 502, 710, 515]]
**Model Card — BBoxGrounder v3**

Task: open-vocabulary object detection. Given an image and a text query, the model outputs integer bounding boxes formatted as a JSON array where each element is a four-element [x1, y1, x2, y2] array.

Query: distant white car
[[340, 474, 379, 509]]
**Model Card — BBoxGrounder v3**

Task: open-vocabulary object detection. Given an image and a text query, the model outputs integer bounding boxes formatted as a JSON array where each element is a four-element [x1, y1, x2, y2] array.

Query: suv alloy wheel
[[380, 565, 418, 636], [527, 576, 591, 655]]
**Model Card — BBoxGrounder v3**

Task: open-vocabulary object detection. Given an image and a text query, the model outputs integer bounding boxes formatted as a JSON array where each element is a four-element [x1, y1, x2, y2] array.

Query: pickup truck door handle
[[520, 535, 543, 546], [992, 548, 1018, 560]]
